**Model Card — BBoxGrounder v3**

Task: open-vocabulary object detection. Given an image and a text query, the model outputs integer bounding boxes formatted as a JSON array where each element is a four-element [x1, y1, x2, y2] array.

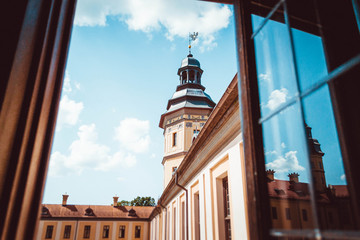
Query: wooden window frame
[[230, 0, 360, 239], [0, 0, 76, 239]]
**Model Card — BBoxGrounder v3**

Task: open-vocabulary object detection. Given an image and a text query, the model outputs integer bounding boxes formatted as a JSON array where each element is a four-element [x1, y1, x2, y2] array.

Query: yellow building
[[150, 52, 245, 240], [37, 196, 153, 240]]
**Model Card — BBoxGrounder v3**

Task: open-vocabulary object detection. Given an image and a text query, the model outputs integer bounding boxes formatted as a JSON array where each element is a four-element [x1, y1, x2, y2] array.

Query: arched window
[[182, 72, 187, 84], [189, 70, 195, 83]]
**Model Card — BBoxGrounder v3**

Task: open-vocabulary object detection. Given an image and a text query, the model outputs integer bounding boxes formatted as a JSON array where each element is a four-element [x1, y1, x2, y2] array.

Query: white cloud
[[56, 95, 84, 130], [114, 118, 150, 153], [281, 142, 286, 149], [266, 88, 288, 110], [62, 71, 81, 93], [63, 72, 72, 93], [340, 174, 346, 181], [259, 72, 272, 83], [74, 0, 232, 50], [266, 151, 305, 174], [265, 150, 277, 156], [49, 124, 137, 177]]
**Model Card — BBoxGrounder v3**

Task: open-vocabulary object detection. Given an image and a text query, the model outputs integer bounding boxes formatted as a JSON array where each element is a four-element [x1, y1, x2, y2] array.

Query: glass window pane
[[302, 86, 357, 230], [252, 13, 298, 117], [262, 104, 315, 230]]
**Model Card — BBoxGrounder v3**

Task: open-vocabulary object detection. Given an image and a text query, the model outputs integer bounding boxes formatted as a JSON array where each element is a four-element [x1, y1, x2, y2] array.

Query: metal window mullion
[[251, 0, 285, 39], [282, 0, 322, 237]]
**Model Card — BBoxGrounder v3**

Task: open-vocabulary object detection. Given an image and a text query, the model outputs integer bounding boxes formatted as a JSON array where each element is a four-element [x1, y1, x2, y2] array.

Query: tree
[[116, 196, 155, 206]]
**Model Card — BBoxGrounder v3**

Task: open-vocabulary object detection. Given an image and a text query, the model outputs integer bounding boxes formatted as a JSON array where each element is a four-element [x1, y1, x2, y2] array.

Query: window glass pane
[[291, 28, 328, 92], [262, 104, 315, 230], [252, 13, 298, 117], [302, 86, 357, 230]]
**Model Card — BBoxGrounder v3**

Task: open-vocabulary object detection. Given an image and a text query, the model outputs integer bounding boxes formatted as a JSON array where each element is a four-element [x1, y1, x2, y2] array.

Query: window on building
[[193, 129, 200, 134], [134, 226, 141, 238], [194, 192, 200, 240], [83, 225, 91, 239], [285, 208, 291, 220], [181, 201, 185, 240], [302, 209, 308, 221], [102, 225, 110, 238], [119, 225, 126, 238], [173, 207, 177, 240], [172, 166, 178, 175], [173, 132, 177, 146], [271, 207, 278, 220], [45, 226, 53, 239], [63, 225, 71, 239], [223, 177, 231, 240]]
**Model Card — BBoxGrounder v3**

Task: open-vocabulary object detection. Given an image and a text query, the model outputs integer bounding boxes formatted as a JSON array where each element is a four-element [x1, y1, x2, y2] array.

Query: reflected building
[[267, 124, 354, 230]]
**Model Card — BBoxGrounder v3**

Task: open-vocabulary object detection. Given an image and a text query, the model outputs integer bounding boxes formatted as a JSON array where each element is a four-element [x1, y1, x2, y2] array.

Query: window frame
[[134, 225, 141, 238], [230, 0, 360, 239], [45, 225, 54, 239], [119, 225, 126, 238], [83, 225, 91, 239], [102, 225, 110, 238], [63, 225, 71, 239], [172, 132, 177, 147]]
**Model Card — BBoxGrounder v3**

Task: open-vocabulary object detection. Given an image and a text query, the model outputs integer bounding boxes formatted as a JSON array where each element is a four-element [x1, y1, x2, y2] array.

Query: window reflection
[[252, 0, 358, 233]]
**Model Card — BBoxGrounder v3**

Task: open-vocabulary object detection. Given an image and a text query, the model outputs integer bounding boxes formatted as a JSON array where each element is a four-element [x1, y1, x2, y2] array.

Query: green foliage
[[116, 196, 155, 206]]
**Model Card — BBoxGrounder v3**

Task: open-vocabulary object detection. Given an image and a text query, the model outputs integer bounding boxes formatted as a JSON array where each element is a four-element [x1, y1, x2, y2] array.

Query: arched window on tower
[[182, 72, 187, 84], [189, 70, 195, 83], [197, 72, 201, 84]]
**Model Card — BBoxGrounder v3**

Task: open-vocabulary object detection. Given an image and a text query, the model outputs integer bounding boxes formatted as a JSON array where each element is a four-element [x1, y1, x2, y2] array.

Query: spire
[[188, 32, 198, 55]]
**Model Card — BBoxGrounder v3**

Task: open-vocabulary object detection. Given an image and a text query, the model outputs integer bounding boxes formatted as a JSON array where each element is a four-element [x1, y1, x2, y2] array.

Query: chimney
[[288, 173, 299, 183], [62, 194, 69, 206], [113, 196, 119, 207], [266, 169, 275, 181]]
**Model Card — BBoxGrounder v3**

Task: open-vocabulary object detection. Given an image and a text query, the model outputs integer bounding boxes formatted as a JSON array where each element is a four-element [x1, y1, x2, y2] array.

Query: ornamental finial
[[188, 32, 198, 55]]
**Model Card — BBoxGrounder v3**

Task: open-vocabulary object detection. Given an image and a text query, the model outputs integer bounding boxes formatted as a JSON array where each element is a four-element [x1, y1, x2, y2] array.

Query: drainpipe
[[175, 172, 189, 240]]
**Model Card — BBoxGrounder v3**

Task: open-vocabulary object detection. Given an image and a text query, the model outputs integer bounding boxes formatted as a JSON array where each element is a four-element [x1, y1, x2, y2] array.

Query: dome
[[180, 54, 200, 68]]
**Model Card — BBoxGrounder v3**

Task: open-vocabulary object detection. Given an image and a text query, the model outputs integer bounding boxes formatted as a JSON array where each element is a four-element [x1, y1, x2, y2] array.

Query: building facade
[[37, 196, 153, 240]]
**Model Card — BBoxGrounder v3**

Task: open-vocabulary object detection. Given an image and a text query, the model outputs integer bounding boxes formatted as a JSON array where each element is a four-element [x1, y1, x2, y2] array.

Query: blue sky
[[43, 1, 347, 206], [43, 0, 237, 205]]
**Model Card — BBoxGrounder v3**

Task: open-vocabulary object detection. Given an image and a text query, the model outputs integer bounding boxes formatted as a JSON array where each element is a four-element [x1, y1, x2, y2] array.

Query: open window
[[233, 0, 360, 238]]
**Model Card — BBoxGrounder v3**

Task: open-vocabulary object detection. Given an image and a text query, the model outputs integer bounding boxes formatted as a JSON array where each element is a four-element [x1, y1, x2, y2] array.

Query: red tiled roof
[[41, 204, 154, 220], [268, 180, 349, 202], [332, 185, 349, 198], [268, 180, 311, 200]]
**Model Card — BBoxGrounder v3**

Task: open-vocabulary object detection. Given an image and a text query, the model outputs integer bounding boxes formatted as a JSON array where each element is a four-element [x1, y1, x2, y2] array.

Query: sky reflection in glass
[[252, 14, 346, 185]]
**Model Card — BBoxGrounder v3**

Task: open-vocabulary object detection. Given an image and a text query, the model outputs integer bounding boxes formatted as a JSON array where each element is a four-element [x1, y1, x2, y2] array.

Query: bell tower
[[306, 124, 326, 192], [159, 53, 215, 188]]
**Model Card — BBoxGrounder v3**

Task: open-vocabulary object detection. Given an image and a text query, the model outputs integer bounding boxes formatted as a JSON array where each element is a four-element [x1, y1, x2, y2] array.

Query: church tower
[[306, 124, 326, 192], [159, 53, 215, 188]]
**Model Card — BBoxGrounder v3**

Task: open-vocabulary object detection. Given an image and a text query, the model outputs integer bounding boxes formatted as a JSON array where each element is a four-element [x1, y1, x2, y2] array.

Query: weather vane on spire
[[188, 32, 198, 55]]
